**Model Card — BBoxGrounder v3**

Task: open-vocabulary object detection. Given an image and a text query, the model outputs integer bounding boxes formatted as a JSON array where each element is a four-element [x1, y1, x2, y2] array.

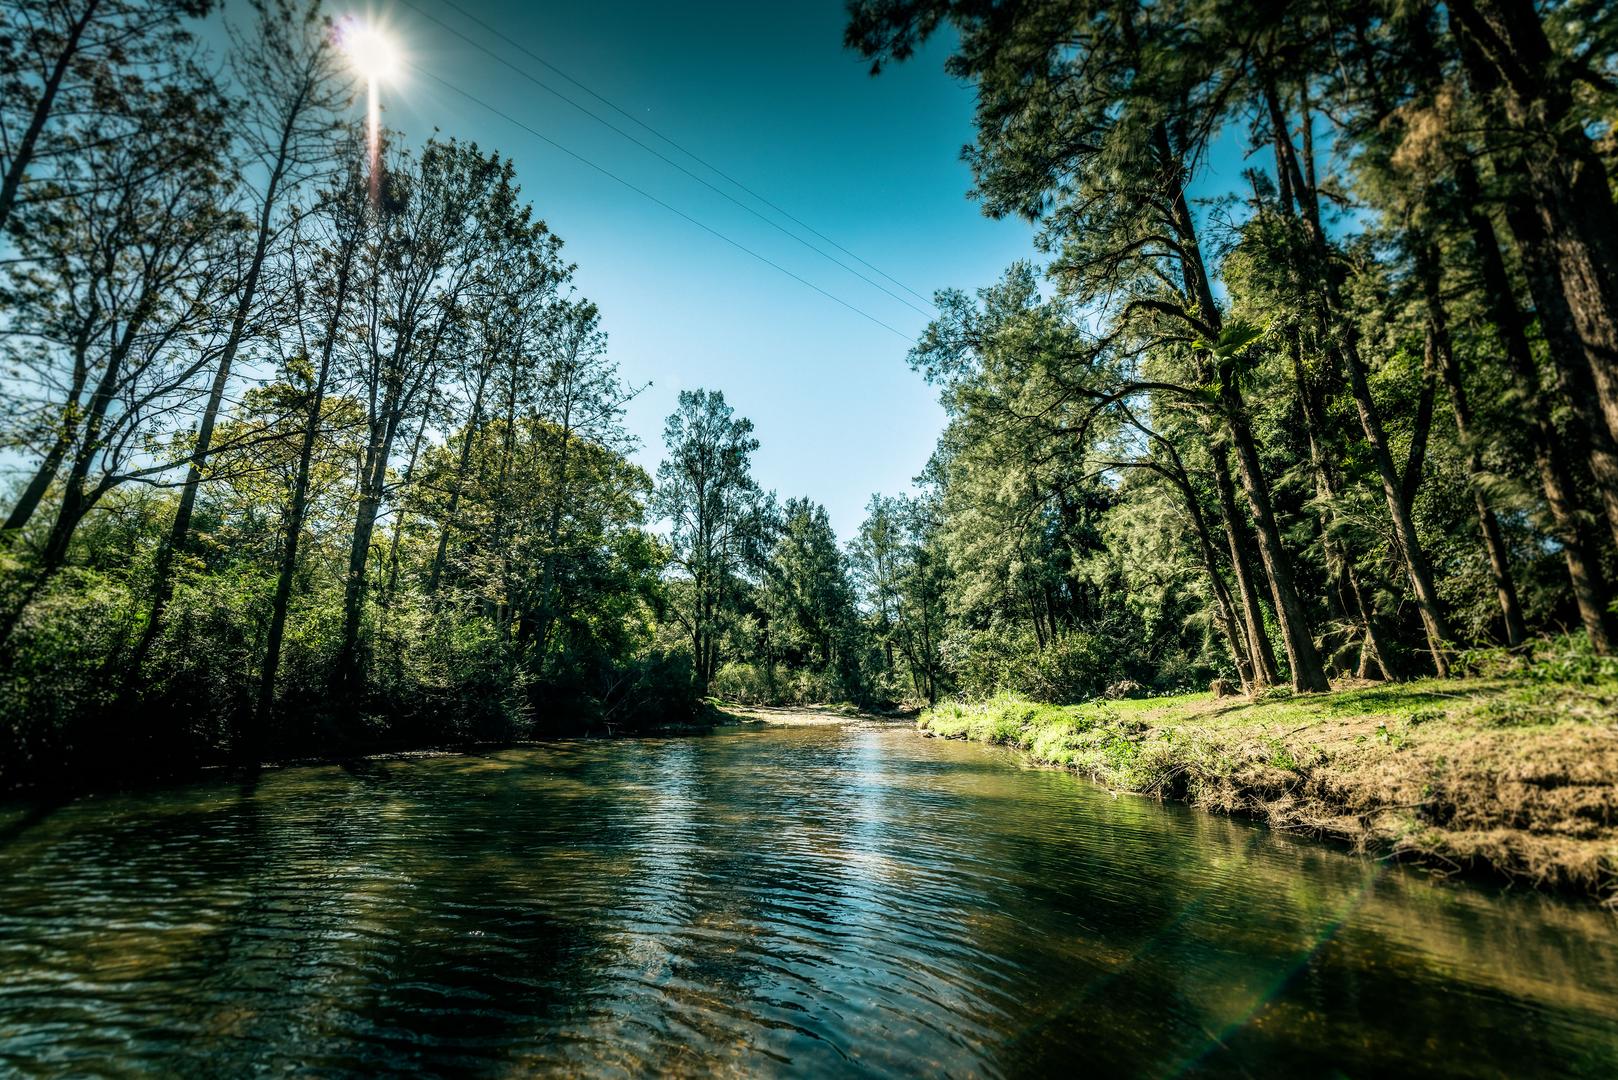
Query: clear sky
[[346, 0, 1038, 540]]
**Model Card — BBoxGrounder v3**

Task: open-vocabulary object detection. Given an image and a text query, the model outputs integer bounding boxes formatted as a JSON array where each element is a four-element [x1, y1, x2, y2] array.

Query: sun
[[338, 16, 400, 84]]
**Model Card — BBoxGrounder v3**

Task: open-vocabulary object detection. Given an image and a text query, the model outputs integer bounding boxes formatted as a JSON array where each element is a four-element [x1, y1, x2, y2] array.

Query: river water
[[0, 717, 1614, 1077]]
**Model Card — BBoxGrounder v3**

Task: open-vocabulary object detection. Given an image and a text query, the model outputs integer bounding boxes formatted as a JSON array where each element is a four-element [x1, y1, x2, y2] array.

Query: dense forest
[[0, 0, 894, 788], [840, 0, 1618, 699], [3, 0, 1617, 789]]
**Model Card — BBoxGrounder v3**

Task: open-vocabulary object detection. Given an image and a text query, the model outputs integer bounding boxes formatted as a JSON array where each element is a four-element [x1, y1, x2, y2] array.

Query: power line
[[394, 0, 931, 319], [404, 62, 918, 344], [395, 0, 938, 314]]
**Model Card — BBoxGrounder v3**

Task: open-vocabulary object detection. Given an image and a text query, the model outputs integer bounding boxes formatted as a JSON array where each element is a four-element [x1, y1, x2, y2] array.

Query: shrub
[[712, 661, 775, 705], [942, 625, 1129, 704]]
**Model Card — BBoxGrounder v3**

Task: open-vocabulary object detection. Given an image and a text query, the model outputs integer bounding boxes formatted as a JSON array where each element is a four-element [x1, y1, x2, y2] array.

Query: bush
[[782, 666, 843, 705], [710, 658, 860, 707], [942, 625, 1128, 704], [712, 660, 776, 705], [1458, 631, 1618, 686], [0, 568, 143, 788], [603, 648, 701, 730]]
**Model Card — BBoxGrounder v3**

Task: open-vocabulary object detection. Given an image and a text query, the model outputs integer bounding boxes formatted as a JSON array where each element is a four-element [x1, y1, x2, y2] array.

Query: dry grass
[[920, 647, 1618, 903]]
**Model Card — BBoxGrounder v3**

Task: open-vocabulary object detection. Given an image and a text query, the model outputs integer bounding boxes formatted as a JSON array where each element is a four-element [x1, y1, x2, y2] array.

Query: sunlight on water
[[1, 722, 1615, 1076]]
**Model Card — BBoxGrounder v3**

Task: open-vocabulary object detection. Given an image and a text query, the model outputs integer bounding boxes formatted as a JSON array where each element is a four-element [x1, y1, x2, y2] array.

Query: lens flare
[[335, 15, 400, 203], [338, 17, 399, 83]]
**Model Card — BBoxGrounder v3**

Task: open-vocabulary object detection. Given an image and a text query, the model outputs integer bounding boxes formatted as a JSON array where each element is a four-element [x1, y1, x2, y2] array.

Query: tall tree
[[255, 159, 368, 723], [652, 388, 763, 688], [758, 497, 863, 697], [524, 300, 639, 669], [330, 139, 543, 689], [1248, 33, 1457, 674], [0, 71, 234, 643], [137, 0, 354, 667], [424, 234, 569, 599], [848, 0, 1333, 690]]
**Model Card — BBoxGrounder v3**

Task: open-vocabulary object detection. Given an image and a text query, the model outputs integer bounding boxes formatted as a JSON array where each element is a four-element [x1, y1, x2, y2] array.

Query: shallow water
[[0, 719, 1615, 1077]]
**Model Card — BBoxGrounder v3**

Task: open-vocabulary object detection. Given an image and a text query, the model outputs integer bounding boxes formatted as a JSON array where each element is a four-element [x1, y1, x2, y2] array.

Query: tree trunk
[[491, 359, 522, 646], [1457, 165, 1615, 652], [1335, 335, 1454, 675], [530, 382, 577, 674], [1451, 0, 1618, 445], [1504, 195, 1618, 552], [1262, 74, 1447, 676], [333, 395, 403, 689], [1287, 334, 1394, 679], [335, 303, 450, 688], [24, 380, 125, 619], [33, 313, 138, 576], [1159, 115, 1322, 691], [5, 424, 77, 537], [918, 592, 938, 706], [426, 368, 490, 596], [1223, 397, 1330, 691], [1400, 359, 1437, 516], [1265, 78, 1392, 677], [256, 256, 351, 723], [1209, 446, 1275, 688], [0, 283, 149, 646], [1418, 242, 1526, 645], [0, 0, 100, 236], [3, 314, 99, 536], [1157, 456, 1254, 689], [381, 387, 436, 612], [133, 113, 301, 676]]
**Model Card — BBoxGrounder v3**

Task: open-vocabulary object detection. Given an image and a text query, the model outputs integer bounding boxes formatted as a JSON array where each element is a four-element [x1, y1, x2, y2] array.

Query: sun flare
[[338, 17, 399, 84]]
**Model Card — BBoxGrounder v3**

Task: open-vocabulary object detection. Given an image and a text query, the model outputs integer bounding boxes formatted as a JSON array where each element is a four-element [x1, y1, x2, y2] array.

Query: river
[[0, 716, 1614, 1076]]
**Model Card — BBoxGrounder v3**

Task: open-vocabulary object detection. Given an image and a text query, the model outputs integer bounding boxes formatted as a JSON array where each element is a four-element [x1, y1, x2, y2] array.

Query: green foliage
[[652, 388, 766, 690], [754, 497, 865, 703], [942, 625, 1128, 703], [1518, 638, 1618, 687], [711, 661, 775, 706], [845, 0, 1618, 700], [6, 0, 1618, 795], [850, 492, 948, 706], [0, 4, 703, 785]]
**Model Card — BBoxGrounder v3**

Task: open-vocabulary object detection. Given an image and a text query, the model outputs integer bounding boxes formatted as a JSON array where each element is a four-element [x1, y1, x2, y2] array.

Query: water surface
[[1, 719, 1615, 1076]]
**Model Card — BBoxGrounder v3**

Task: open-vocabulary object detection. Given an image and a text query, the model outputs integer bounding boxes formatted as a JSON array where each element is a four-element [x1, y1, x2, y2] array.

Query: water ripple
[[0, 721, 1615, 1077]]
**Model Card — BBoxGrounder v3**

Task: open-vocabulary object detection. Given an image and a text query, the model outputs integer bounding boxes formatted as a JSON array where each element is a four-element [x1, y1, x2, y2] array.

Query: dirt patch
[[714, 703, 873, 726]]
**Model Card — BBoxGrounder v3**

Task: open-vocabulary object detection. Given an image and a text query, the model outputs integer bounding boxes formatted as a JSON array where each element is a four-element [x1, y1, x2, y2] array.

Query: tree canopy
[[3, 0, 1618, 790]]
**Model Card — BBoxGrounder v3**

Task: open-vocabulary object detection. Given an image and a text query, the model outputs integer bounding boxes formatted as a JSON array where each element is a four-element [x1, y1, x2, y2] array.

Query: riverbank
[[5, 718, 1614, 1075], [0, 702, 736, 799], [711, 701, 908, 725], [919, 652, 1618, 903]]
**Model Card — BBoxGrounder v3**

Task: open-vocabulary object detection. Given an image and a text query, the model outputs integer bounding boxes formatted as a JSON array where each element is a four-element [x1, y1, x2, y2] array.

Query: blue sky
[[345, 0, 1039, 539]]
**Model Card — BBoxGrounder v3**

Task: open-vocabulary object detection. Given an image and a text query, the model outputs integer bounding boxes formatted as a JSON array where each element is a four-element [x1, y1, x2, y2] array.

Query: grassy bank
[[919, 648, 1618, 903]]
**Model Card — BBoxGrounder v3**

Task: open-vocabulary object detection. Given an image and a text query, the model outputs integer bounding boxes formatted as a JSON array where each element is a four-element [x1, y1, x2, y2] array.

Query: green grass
[[917, 647, 1618, 901], [920, 671, 1615, 788], [924, 695, 1195, 792]]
